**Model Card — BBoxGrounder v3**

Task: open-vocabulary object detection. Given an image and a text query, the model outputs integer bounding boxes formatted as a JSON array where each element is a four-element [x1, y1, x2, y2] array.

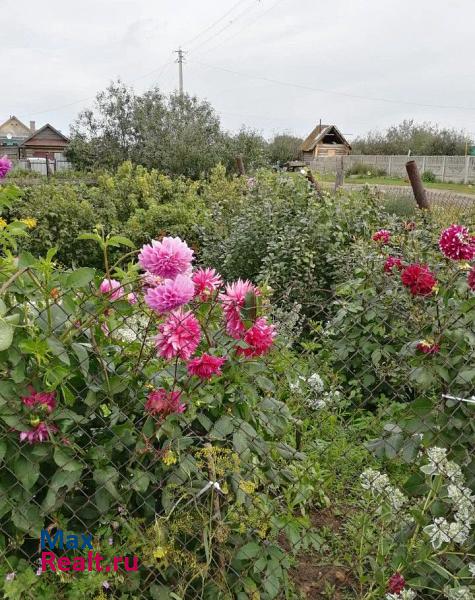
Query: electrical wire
[[182, 0, 251, 47], [191, 59, 475, 112]]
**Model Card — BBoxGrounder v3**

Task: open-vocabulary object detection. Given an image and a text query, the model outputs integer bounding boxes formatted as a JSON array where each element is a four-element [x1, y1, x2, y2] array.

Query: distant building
[[300, 124, 351, 161], [0, 116, 69, 160]]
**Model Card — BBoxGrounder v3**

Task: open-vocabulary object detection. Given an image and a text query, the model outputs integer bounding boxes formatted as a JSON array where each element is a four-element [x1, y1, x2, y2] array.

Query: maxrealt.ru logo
[[40, 530, 139, 573]]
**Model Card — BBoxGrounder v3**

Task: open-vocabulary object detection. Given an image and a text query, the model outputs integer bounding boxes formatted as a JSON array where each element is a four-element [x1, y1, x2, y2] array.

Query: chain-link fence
[[1, 189, 475, 600]]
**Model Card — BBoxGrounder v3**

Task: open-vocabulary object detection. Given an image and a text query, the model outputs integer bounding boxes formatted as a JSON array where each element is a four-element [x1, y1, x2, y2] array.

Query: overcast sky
[[2, 0, 475, 141]]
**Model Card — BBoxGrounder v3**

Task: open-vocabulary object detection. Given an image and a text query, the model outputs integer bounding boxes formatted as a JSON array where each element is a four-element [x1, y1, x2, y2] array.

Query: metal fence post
[[464, 156, 470, 184]]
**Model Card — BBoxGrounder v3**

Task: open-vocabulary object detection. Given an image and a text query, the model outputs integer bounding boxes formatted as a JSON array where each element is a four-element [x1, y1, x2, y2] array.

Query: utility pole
[[175, 48, 185, 96]]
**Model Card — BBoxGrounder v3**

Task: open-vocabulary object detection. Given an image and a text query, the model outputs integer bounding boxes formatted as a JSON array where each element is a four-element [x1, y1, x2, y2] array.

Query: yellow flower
[[239, 480, 256, 495], [458, 262, 472, 271], [162, 451, 177, 466], [0, 218, 7, 229], [153, 546, 168, 560], [30, 416, 40, 427], [20, 218, 37, 229]]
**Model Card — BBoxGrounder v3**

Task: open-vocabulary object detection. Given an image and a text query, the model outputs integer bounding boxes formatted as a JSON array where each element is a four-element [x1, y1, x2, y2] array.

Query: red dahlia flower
[[439, 224, 475, 261], [384, 256, 403, 273], [401, 263, 437, 296], [467, 265, 475, 291], [372, 229, 391, 244]]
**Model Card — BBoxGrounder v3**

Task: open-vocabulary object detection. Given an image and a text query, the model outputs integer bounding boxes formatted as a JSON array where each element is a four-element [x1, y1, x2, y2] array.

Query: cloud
[[1, 0, 474, 140]]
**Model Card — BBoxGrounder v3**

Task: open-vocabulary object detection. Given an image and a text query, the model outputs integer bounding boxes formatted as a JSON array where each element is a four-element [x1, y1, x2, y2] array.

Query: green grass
[[317, 173, 475, 195]]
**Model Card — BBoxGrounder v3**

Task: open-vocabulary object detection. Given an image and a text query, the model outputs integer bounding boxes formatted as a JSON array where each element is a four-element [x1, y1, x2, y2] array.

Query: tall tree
[[268, 133, 303, 165]]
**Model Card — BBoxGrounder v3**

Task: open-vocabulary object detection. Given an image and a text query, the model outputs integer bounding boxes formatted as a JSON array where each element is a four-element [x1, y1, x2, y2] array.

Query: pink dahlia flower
[[192, 268, 222, 300], [187, 353, 226, 379], [384, 256, 403, 273], [155, 309, 201, 360], [372, 229, 391, 244], [0, 155, 12, 179], [468, 265, 475, 291], [22, 390, 56, 413], [220, 279, 259, 339], [238, 317, 276, 357], [145, 274, 195, 313], [138, 236, 194, 278], [20, 422, 58, 444], [145, 389, 185, 416], [439, 224, 475, 260], [416, 340, 440, 355], [388, 573, 405, 594], [99, 279, 124, 301], [401, 263, 437, 296]]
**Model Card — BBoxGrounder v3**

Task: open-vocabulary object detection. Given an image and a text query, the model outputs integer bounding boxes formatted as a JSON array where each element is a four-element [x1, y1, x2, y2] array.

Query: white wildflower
[[444, 586, 475, 600], [448, 484, 475, 525], [360, 469, 391, 494], [468, 563, 475, 577], [420, 447, 463, 484], [386, 590, 417, 600], [307, 373, 324, 392], [423, 517, 470, 549], [423, 517, 452, 549]]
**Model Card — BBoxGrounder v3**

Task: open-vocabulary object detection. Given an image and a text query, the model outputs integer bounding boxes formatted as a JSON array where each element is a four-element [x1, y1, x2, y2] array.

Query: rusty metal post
[[334, 156, 344, 192], [405, 160, 430, 209], [235, 156, 245, 176], [304, 169, 324, 201]]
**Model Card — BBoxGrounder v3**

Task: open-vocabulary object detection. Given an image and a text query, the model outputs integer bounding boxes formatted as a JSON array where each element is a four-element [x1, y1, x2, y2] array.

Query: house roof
[[0, 115, 31, 137], [20, 123, 69, 146], [300, 124, 351, 152]]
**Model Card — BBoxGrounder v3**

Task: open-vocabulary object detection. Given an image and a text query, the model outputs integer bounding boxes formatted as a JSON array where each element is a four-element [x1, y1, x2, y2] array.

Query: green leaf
[[130, 470, 151, 493], [66, 267, 95, 289], [71, 342, 89, 377], [107, 235, 135, 249], [209, 415, 234, 438], [0, 440, 6, 463], [54, 447, 83, 472], [0, 320, 13, 351], [235, 542, 260, 561], [46, 337, 70, 365], [13, 456, 40, 490]]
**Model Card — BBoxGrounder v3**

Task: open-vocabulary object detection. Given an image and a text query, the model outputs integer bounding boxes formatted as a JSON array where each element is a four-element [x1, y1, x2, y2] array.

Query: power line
[[19, 59, 175, 120], [188, 0, 259, 54], [191, 59, 475, 112], [183, 0, 250, 47], [193, 0, 287, 57]]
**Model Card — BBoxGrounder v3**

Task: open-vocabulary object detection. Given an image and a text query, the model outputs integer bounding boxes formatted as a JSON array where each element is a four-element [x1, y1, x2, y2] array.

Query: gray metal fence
[[308, 154, 475, 184]]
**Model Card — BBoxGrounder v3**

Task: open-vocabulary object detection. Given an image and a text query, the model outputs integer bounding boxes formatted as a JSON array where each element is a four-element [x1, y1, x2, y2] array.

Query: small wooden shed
[[300, 124, 351, 161]]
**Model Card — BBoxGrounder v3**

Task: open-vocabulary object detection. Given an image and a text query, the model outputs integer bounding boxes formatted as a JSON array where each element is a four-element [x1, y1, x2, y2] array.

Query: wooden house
[[300, 124, 351, 162], [19, 124, 69, 159]]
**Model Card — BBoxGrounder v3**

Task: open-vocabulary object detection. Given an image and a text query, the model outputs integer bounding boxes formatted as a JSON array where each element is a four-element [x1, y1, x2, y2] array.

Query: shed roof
[[300, 124, 351, 152], [20, 123, 69, 146]]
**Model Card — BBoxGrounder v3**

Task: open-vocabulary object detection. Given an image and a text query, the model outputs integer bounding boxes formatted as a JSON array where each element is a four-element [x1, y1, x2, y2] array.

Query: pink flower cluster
[[145, 389, 185, 416], [135, 236, 277, 424], [0, 155, 12, 179], [19, 389, 58, 444], [22, 390, 56, 413]]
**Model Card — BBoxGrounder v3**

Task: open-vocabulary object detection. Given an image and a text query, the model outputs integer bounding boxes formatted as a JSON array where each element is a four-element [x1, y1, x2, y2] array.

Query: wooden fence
[[307, 155, 475, 184]]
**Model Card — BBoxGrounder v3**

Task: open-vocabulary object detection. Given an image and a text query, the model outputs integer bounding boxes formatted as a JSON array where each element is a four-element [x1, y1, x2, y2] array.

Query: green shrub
[[422, 169, 437, 183], [346, 162, 387, 177]]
